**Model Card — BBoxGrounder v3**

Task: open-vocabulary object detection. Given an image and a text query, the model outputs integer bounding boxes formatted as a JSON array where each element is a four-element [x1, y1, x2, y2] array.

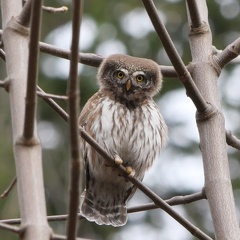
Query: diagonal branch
[[0, 48, 6, 61], [0, 177, 17, 198], [0, 222, 20, 234], [66, 1, 83, 239], [142, 0, 208, 113]]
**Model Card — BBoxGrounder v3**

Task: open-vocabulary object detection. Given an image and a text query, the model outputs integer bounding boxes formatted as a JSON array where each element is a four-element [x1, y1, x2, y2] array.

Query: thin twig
[[0, 190, 206, 224], [0, 80, 5, 87], [0, 48, 6, 61], [52, 234, 90, 240], [42, 6, 68, 13], [128, 190, 206, 213], [226, 130, 240, 150], [23, 0, 43, 139], [186, 0, 202, 28], [0, 177, 17, 199], [36, 91, 68, 100], [0, 222, 20, 234], [37, 86, 69, 121], [66, 0, 83, 239], [142, 0, 208, 114]]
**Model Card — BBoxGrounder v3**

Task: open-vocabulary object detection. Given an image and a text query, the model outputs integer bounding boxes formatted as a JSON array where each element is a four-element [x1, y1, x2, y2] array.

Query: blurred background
[[1, 0, 240, 239]]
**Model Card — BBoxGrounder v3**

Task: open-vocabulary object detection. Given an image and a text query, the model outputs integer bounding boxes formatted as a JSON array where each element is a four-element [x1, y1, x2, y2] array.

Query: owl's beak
[[126, 79, 131, 91]]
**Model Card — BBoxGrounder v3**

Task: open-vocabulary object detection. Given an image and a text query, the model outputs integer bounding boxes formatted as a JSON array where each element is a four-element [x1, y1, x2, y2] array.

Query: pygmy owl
[[79, 54, 167, 227]]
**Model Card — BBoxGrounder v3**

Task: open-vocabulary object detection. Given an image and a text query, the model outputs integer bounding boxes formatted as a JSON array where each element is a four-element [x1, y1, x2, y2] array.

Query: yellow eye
[[136, 75, 144, 82], [117, 71, 125, 79]]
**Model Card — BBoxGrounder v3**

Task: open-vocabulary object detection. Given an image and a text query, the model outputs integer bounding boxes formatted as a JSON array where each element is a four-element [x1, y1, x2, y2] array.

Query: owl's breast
[[86, 96, 167, 179]]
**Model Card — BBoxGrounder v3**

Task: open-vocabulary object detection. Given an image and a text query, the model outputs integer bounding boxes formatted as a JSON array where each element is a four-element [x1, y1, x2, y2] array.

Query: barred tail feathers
[[80, 189, 127, 227]]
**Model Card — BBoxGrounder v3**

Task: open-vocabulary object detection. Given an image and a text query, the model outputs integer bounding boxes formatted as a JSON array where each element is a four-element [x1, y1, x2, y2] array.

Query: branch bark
[[1, 1, 52, 239], [187, 1, 240, 239], [142, 0, 208, 113], [66, 1, 83, 239]]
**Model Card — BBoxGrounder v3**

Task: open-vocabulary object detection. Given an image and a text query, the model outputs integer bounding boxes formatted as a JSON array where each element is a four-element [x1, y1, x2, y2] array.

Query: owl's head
[[97, 54, 162, 103]]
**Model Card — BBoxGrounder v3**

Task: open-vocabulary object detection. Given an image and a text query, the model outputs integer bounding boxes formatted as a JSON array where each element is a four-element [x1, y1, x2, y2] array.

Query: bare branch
[[66, 1, 83, 239], [0, 177, 17, 199], [0, 80, 5, 87], [226, 130, 240, 150], [214, 38, 240, 69], [42, 6, 68, 13], [128, 190, 206, 213], [142, 0, 208, 113], [16, 0, 32, 27], [0, 190, 206, 223], [39, 41, 103, 67], [186, 0, 203, 28], [36, 91, 68, 100], [187, 1, 240, 238], [0, 48, 6, 61], [37, 86, 69, 121], [52, 234, 90, 240], [23, 0, 42, 139], [1, 1, 52, 239], [0, 222, 20, 234]]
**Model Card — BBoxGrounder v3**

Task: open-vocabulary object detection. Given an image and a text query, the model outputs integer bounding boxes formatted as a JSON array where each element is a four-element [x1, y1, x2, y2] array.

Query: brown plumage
[[79, 54, 167, 227]]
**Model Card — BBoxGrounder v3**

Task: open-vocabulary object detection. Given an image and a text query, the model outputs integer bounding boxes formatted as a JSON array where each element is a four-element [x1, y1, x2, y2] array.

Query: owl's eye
[[136, 75, 144, 83], [116, 71, 125, 79]]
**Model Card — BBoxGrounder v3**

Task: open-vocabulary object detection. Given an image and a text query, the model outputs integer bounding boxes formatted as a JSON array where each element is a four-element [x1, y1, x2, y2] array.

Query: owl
[[79, 54, 167, 227]]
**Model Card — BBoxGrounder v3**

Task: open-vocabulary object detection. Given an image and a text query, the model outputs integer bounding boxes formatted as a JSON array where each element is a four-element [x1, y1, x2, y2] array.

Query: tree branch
[[16, 0, 32, 27], [187, 1, 240, 238], [186, 0, 202, 28], [42, 6, 68, 13], [0, 190, 206, 223], [226, 130, 240, 150], [0, 48, 6, 61], [66, 1, 83, 239], [0, 177, 17, 199], [52, 234, 90, 240], [214, 37, 240, 69], [23, 0, 42, 139], [36, 90, 68, 100], [1, 1, 52, 239], [0, 222, 20, 234], [142, 0, 208, 113]]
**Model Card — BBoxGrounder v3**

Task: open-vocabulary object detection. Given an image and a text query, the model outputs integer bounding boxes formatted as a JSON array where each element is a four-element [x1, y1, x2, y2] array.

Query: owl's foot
[[114, 155, 123, 165], [125, 166, 135, 177]]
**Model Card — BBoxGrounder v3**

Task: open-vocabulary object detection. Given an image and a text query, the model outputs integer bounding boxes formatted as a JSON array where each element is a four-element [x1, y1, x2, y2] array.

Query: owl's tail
[[80, 189, 127, 227]]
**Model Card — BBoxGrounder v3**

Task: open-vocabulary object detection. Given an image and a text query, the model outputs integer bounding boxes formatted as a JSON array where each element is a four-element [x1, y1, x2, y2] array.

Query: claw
[[125, 166, 135, 177], [114, 155, 123, 165]]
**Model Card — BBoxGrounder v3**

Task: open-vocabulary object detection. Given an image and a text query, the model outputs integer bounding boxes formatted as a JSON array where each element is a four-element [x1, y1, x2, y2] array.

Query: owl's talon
[[125, 166, 135, 177], [114, 155, 123, 165]]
